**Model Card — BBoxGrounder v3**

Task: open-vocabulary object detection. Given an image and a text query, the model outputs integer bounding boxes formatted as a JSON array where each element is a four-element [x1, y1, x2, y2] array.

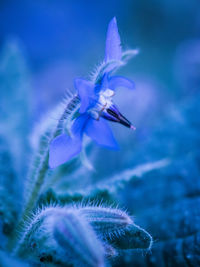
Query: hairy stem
[[19, 152, 49, 223], [8, 95, 80, 251]]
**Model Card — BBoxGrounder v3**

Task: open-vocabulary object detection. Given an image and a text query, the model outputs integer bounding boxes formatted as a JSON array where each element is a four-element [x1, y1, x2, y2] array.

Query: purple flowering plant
[[1, 17, 155, 267], [49, 17, 137, 168]]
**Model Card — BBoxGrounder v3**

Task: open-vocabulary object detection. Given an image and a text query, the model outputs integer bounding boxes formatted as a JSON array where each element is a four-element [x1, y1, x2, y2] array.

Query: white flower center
[[89, 88, 115, 120]]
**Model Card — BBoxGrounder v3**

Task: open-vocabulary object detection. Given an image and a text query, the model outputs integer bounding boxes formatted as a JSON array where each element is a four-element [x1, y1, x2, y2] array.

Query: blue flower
[[49, 17, 136, 168]]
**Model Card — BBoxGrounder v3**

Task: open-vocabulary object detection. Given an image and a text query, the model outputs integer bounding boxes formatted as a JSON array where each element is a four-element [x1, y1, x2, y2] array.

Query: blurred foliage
[[114, 92, 200, 266]]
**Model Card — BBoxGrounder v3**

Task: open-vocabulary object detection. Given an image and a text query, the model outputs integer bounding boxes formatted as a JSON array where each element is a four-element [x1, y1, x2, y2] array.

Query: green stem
[[20, 153, 49, 221], [8, 95, 80, 251], [7, 152, 49, 251]]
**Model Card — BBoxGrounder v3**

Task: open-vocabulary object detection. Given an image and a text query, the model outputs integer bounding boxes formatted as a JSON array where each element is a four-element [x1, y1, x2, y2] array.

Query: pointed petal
[[71, 113, 90, 137], [108, 75, 135, 90], [74, 78, 96, 113], [105, 17, 122, 62], [49, 134, 82, 168], [84, 118, 119, 149]]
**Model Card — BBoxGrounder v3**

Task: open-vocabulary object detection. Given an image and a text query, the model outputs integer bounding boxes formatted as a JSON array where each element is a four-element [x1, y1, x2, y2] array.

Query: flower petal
[[105, 17, 122, 62], [108, 75, 135, 90], [74, 78, 97, 113], [71, 113, 90, 137], [84, 117, 119, 149], [49, 134, 82, 168]]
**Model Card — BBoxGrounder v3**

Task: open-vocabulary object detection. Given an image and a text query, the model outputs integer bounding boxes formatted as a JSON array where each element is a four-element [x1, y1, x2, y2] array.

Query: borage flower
[[49, 17, 137, 168]]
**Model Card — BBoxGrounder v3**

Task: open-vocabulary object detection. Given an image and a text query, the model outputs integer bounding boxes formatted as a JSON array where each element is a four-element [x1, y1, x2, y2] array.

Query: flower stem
[[7, 153, 49, 251], [8, 95, 80, 252], [20, 152, 49, 220]]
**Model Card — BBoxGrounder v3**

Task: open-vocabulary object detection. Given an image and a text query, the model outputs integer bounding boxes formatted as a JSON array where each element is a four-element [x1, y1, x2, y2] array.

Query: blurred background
[[0, 0, 200, 266], [0, 0, 199, 118]]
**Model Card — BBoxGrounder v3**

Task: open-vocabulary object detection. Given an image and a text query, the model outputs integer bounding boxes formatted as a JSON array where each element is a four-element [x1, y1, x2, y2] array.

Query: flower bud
[[78, 206, 132, 237], [53, 209, 105, 267]]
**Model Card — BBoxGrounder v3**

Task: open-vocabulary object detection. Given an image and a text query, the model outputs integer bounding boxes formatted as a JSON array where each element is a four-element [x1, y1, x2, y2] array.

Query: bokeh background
[[0, 0, 200, 266], [0, 0, 199, 118]]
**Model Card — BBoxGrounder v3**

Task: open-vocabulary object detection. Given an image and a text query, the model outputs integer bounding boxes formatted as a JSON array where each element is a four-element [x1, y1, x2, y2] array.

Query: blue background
[[0, 0, 200, 266]]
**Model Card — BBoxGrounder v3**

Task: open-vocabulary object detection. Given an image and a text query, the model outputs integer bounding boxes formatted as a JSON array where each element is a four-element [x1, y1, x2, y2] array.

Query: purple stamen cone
[[103, 104, 135, 130]]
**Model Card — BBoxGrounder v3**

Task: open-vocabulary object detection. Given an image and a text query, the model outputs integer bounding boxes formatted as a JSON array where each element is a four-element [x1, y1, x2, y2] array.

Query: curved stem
[[8, 95, 80, 251], [7, 153, 49, 251], [15, 207, 56, 256], [19, 152, 49, 222]]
